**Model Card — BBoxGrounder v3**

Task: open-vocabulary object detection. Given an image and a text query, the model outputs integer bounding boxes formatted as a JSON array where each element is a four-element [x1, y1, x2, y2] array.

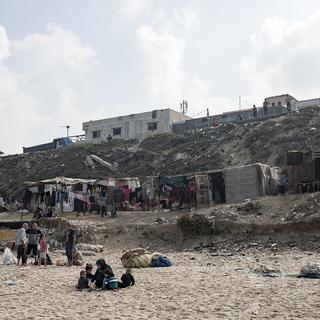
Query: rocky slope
[[1, 106, 320, 198]]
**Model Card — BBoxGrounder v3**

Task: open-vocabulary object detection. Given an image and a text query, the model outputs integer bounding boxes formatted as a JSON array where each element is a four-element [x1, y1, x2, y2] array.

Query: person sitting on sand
[[118, 268, 135, 288], [85, 263, 94, 280], [38, 234, 47, 267], [103, 268, 118, 290], [91, 259, 112, 289], [76, 270, 89, 290], [73, 248, 84, 266]]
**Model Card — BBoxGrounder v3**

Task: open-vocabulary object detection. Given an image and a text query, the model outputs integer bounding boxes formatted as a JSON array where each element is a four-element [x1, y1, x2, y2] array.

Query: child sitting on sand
[[77, 270, 89, 290], [103, 268, 118, 290], [85, 263, 94, 280], [38, 234, 47, 267], [118, 268, 135, 288]]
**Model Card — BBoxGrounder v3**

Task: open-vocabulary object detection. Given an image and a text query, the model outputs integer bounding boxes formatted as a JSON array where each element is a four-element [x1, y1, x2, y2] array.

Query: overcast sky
[[1, 0, 320, 154]]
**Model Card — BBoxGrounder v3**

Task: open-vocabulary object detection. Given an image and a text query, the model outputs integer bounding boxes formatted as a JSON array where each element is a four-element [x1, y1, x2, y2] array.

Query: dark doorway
[[211, 172, 226, 204], [315, 158, 320, 180]]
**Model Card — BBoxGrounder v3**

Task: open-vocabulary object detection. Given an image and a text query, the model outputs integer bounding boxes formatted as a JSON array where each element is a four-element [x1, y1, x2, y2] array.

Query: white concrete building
[[264, 94, 298, 108], [83, 109, 191, 142]]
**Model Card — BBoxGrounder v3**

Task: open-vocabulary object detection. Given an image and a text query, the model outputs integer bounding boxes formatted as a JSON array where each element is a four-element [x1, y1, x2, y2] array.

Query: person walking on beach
[[66, 223, 76, 266], [16, 223, 28, 266], [38, 234, 47, 267], [26, 222, 42, 264]]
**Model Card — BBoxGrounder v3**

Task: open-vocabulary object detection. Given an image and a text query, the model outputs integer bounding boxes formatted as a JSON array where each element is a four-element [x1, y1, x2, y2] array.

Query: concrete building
[[173, 94, 320, 134], [83, 109, 190, 142], [264, 94, 298, 109], [297, 97, 320, 110]]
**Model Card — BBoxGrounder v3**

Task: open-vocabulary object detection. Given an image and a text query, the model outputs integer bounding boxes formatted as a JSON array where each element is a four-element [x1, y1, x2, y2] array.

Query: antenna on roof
[[180, 100, 188, 115], [60, 125, 70, 137]]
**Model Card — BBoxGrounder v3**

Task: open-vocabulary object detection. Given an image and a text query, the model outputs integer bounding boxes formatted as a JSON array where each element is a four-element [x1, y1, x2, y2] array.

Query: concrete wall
[[83, 109, 190, 142], [224, 165, 259, 203], [172, 105, 288, 134], [298, 98, 320, 110]]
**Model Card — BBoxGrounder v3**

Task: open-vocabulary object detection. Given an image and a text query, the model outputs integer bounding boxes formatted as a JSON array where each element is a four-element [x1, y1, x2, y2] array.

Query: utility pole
[[61, 125, 70, 137]]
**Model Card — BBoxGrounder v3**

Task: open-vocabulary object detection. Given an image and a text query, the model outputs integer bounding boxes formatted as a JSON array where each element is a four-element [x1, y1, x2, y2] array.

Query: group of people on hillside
[[15, 222, 48, 267], [76, 258, 135, 291]]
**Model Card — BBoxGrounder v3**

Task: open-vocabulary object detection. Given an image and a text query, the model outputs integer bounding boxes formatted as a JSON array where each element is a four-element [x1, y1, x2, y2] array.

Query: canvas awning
[[25, 176, 97, 187]]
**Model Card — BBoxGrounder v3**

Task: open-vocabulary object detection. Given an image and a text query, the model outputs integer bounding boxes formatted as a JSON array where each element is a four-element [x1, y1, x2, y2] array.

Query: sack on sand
[[3, 247, 17, 265], [82, 250, 97, 256], [149, 254, 172, 268], [121, 248, 153, 268], [75, 243, 103, 253], [56, 259, 66, 266], [299, 264, 320, 279]]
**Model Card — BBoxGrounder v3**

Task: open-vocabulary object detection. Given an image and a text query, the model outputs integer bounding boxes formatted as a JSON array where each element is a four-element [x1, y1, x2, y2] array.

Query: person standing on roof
[[253, 105, 257, 118], [263, 100, 269, 116]]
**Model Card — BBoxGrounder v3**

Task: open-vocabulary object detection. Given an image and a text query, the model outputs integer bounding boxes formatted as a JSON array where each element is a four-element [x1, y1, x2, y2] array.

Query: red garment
[[123, 188, 131, 202], [39, 239, 47, 252]]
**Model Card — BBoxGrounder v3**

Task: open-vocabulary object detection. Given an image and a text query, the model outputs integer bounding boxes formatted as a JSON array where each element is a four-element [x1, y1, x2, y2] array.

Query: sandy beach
[[1, 250, 320, 320]]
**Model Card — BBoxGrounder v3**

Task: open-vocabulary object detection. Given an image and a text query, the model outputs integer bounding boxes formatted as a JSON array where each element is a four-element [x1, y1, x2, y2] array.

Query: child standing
[[38, 234, 47, 267]]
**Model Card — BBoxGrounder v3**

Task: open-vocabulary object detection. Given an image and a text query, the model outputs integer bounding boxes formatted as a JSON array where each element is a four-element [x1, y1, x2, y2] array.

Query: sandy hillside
[[1, 250, 320, 320], [2, 106, 320, 198]]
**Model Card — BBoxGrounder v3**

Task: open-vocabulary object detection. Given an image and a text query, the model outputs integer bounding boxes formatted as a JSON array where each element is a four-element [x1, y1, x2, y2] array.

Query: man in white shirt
[[16, 223, 28, 266]]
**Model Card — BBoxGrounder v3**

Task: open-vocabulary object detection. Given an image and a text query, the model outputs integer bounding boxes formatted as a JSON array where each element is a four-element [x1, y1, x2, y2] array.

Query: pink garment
[[123, 189, 132, 202], [39, 239, 47, 253]]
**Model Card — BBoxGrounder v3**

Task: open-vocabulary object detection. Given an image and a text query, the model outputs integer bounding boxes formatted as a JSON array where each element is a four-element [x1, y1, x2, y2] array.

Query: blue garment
[[150, 255, 172, 268], [279, 176, 286, 187], [104, 275, 118, 290], [66, 242, 73, 262]]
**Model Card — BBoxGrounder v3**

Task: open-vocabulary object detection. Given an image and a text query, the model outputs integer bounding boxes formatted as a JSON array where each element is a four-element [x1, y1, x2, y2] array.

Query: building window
[[272, 102, 275, 107], [278, 101, 282, 106], [152, 110, 157, 119], [92, 130, 101, 139], [202, 118, 208, 123], [148, 122, 157, 131], [113, 127, 122, 136]]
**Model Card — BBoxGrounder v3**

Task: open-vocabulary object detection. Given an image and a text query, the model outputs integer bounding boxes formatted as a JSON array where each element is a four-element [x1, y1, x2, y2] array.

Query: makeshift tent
[[224, 163, 280, 203]]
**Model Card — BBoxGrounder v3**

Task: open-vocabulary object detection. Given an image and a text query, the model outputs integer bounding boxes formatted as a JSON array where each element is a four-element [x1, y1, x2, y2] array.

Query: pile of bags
[[121, 248, 172, 268]]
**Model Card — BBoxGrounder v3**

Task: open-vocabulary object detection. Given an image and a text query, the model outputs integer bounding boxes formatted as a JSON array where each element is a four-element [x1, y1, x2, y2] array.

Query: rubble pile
[[2, 106, 320, 198]]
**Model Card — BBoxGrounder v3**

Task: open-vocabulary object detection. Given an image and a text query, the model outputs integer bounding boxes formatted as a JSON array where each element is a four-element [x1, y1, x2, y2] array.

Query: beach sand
[[0, 250, 320, 320]]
